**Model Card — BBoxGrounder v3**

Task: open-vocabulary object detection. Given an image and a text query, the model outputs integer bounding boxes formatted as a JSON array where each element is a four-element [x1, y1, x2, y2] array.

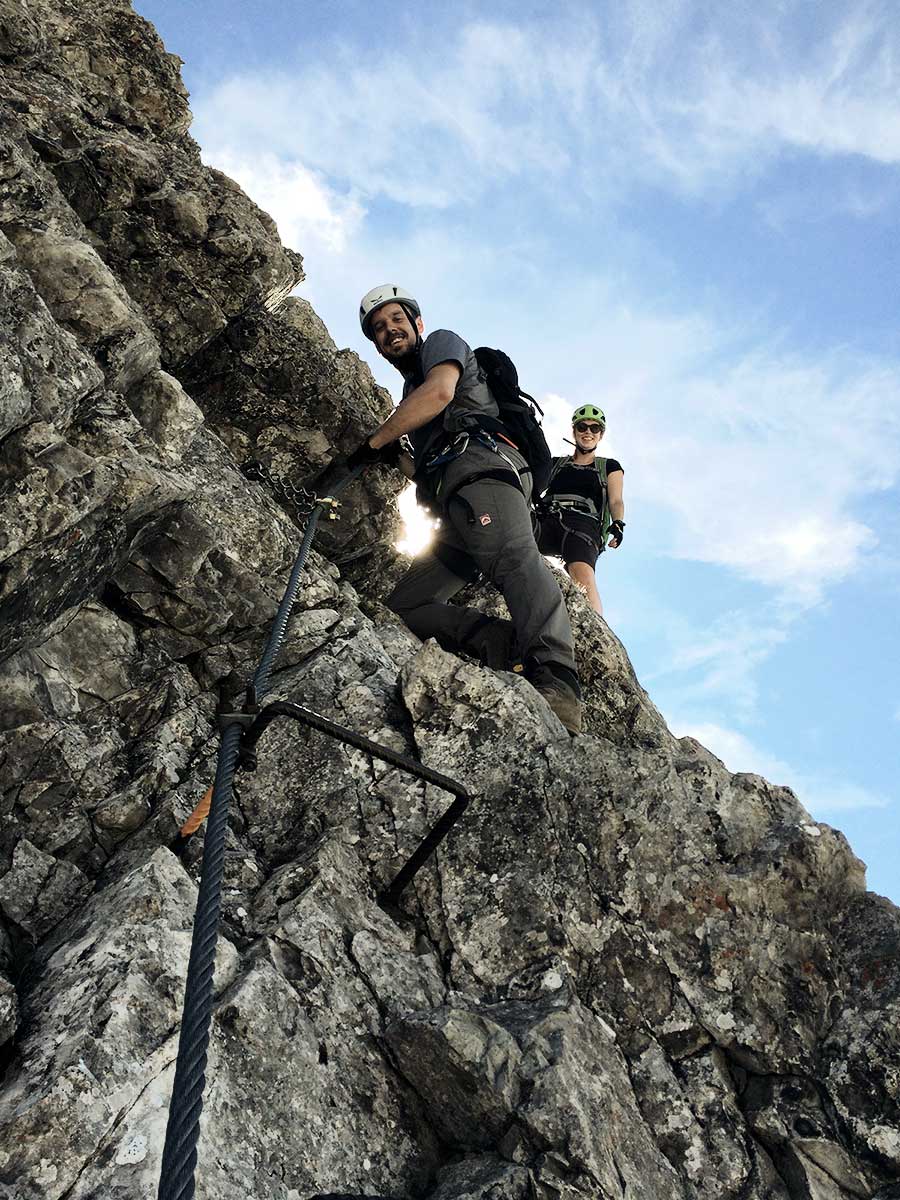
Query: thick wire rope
[[157, 722, 242, 1200], [252, 485, 335, 698], [157, 467, 363, 1200], [158, 463, 473, 1200]]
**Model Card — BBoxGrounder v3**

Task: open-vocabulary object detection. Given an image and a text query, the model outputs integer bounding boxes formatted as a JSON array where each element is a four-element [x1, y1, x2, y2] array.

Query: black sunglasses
[[574, 421, 603, 433]]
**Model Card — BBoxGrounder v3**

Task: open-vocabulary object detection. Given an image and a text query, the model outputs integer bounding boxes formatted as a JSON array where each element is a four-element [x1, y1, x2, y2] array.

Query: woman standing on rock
[[537, 405, 625, 616]]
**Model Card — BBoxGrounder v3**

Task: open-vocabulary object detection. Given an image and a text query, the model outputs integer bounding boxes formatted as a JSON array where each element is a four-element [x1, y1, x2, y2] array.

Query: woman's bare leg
[[567, 560, 603, 615]]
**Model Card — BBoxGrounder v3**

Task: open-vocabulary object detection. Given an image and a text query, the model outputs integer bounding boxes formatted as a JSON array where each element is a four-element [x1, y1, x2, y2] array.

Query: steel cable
[[157, 722, 242, 1200], [157, 465, 364, 1200], [157, 462, 472, 1199]]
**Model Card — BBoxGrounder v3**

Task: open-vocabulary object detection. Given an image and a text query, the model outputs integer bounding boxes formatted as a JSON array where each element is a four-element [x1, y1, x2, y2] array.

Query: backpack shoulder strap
[[546, 455, 567, 488], [595, 457, 611, 541]]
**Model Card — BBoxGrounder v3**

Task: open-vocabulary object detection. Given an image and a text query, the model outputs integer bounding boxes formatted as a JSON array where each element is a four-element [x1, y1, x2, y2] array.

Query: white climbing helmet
[[359, 285, 421, 339]]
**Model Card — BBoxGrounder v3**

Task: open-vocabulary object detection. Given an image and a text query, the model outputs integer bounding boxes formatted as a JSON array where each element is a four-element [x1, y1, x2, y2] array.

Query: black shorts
[[537, 510, 603, 568]]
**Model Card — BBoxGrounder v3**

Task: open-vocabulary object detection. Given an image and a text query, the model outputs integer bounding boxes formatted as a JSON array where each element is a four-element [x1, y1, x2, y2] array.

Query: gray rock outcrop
[[0, 3, 897, 1199]]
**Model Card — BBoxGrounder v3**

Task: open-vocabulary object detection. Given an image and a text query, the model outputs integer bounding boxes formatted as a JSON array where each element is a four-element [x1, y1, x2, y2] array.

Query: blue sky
[[138, 0, 899, 902]]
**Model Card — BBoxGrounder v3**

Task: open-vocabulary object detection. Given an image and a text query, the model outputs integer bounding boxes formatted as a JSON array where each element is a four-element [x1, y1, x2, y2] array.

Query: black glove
[[346, 435, 401, 471], [608, 519, 625, 547]]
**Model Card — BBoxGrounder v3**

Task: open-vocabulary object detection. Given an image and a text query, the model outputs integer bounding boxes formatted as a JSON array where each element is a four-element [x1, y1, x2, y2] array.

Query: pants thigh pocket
[[448, 484, 516, 545]]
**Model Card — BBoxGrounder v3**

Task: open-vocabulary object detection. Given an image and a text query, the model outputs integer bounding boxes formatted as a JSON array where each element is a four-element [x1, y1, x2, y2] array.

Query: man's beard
[[387, 343, 419, 373]]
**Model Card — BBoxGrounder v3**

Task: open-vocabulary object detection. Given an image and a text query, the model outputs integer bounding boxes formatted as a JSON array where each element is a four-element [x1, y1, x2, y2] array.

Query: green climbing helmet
[[572, 404, 606, 429]]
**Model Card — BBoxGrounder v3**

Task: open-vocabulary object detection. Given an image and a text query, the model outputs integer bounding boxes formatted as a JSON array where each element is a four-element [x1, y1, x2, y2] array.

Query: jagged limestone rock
[[0, 837, 91, 942], [0, 849, 239, 1200], [429, 1157, 531, 1200], [0, 975, 15, 1051], [0, 0, 301, 366], [0, 1, 897, 1198], [179, 304, 405, 567], [386, 994, 683, 1195], [824, 892, 900, 1181], [9, 225, 160, 391], [0, 914, 18, 1050], [0, 228, 104, 440], [125, 368, 205, 461]]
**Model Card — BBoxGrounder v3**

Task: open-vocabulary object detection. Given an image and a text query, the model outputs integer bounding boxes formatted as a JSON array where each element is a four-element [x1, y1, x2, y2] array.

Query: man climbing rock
[[347, 285, 582, 734], [537, 404, 625, 616]]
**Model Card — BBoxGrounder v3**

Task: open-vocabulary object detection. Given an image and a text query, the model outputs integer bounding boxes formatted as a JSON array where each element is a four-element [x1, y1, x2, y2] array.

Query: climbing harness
[[426, 429, 530, 517], [549, 494, 599, 516], [473, 429, 525, 481], [544, 501, 605, 558], [542, 455, 612, 552], [423, 430, 470, 473], [157, 462, 471, 1200]]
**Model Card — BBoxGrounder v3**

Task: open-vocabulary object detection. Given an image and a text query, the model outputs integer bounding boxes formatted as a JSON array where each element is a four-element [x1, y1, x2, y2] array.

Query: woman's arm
[[607, 469, 624, 522], [607, 469, 625, 547]]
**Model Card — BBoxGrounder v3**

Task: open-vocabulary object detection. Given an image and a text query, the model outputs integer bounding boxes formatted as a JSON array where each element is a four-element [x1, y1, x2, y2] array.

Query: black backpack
[[473, 346, 553, 496]]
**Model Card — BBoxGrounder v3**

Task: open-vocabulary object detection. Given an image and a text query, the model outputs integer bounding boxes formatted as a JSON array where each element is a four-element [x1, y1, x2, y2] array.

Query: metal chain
[[241, 459, 318, 517]]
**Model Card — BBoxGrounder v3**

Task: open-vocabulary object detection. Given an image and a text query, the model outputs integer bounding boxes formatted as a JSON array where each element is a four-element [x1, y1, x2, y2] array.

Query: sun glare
[[396, 482, 438, 556]]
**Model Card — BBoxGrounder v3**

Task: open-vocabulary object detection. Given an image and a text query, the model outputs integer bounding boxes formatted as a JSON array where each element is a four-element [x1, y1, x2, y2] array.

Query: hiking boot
[[534, 680, 583, 734], [527, 663, 583, 735]]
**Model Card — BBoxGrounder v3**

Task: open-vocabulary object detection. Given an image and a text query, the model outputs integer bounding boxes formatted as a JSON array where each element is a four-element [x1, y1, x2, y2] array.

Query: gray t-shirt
[[402, 329, 498, 465]]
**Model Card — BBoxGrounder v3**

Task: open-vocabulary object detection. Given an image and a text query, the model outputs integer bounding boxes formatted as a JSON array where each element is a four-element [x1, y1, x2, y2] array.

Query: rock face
[[0, 3, 897, 1199]]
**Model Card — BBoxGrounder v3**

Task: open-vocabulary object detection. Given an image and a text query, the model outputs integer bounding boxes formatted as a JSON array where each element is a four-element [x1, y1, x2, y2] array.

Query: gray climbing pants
[[387, 441, 577, 674]]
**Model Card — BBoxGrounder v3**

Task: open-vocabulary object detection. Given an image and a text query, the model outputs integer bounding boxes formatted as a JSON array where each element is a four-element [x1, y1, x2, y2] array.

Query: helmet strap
[[399, 303, 423, 352]]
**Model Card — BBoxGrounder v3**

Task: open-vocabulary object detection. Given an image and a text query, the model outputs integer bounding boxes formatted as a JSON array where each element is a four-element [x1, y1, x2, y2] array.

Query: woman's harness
[[542, 457, 611, 554], [547, 493, 601, 517]]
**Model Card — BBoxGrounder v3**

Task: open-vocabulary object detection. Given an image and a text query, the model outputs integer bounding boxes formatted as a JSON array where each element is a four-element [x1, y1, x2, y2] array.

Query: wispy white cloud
[[540, 392, 579, 462], [512, 278, 900, 603], [544, 311, 900, 601], [587, 2, 900, 191], [757, 180, 897, 232], [633, 350, 900, 599], [672, 719, 888, 813], [194, 22, 575, 210], [294, 220, 509, 355], [193, 5, 900, 209], [204, 149, 365, 255], [644, 606, 790, 719], [188, 3, 900, 611]]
